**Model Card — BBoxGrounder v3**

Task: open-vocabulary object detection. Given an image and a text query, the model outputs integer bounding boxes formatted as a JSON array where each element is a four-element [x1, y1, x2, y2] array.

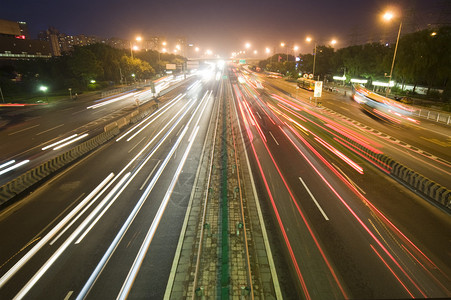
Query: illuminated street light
[[382, 10, 402, 96], [176, 44, 181, 50], [265, 47, 270, 54], [130, 36, 142, 59], [162, 41, 167, 46], [245, 42, 251, 49], [254, 50, 258, 54], [383, 12, 394, 21], [331, 39, 337, 46], [195, 47, 199, 52], [39, 85, 48, 102]]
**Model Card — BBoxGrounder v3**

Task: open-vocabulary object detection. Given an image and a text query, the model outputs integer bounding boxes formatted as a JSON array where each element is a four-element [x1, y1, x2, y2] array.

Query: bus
[[297, 77, 315, 91], [352, 84, 418, 124]]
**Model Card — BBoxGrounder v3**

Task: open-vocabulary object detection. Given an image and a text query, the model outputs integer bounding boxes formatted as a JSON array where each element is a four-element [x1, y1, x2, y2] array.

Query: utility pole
[[0, 87, 4, 103]]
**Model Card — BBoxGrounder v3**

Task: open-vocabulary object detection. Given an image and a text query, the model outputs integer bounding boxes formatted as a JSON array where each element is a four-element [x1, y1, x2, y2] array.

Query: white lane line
[[8, 124, 40, 136], [128, 137, 146, 153], [63, 291, 73, 300], [140, 160, 161, 190], [256, 111, 262, 119], [36, 124, 64, 136], [269, 131, 279, 145], [298, 176, 329, 221]]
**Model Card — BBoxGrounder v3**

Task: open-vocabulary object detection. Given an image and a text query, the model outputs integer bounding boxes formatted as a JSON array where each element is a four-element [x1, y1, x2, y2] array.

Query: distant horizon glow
[[2, 0, 445, 57]]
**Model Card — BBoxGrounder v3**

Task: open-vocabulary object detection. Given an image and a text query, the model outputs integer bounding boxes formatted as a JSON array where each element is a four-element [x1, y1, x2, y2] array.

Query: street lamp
[[245, 42, 251, 49], [383, 11, 402, 97], [39, 85, 48, 102], [280, 42, 288, 61], [306, 37, 317, 78], [130, 36, 142, 59]]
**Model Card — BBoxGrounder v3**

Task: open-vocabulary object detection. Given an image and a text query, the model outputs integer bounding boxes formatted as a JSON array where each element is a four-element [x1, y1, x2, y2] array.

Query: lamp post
[[130, 36, 142, 59], [383, 12, 402, 97], [306, 37, 317, 79], [39, 85, 48, 102]]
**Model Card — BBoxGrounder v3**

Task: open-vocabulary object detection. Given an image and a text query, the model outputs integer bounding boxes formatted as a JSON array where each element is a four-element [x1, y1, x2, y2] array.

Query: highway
[[0, 69, 219, 299], [230, 66, 451, 298], [0, 62, 449, 299], [0, 76, 187, 186]]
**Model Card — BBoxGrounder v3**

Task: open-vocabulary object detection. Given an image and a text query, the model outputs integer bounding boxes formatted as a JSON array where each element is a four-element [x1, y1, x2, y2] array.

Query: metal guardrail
[[412, 109, 451, 125]]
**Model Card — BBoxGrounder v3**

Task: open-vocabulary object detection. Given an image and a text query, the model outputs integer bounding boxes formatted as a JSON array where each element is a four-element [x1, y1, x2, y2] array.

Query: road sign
[[166, 64, 176, 70], [314, 81, 323, 98], [239, 59, 246, 64]]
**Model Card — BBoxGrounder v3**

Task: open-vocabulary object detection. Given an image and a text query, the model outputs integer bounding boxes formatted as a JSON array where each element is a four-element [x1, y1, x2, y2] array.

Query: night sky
[[2, 0, 448, 56]]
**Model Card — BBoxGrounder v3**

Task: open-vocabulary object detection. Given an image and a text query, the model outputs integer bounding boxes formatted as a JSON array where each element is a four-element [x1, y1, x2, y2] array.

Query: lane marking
[[269, 131, 279, 145], [36, 124, 64, 136], [8, 124, 40, 136], [128, 137, 146, 153], [64, 291, 73, 300], [140, 160, 161, 190], [298, 176, 329, 221]]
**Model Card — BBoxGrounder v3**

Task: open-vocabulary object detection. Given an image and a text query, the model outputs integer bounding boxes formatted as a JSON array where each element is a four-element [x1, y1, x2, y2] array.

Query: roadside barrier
[[335, 131, 450, 210]]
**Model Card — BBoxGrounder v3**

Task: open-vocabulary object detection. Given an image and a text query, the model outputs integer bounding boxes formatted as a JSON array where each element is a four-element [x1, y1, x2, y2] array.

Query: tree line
[[257, 26, 450, 101], [0, 43, 185, 98]]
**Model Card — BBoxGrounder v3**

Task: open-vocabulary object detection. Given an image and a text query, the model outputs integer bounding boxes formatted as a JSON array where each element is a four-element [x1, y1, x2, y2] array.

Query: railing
[[412, 108, 451, 125]]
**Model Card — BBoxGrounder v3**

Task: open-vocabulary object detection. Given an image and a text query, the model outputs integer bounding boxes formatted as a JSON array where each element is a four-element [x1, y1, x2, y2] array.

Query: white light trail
[[0, 160, 30, 176], [115, 93, 184, 142], [117, 124, 199, 299], [0, 160, 15, 170], [87, 93, 138, 109], [13, 173, 130, 300], [0, 173, 114, 289], [53, 134, 89, 150], [42, 134, 78, 150]]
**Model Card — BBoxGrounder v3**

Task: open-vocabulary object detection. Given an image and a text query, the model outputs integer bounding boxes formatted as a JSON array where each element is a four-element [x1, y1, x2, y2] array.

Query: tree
[[67, 47, 103, 85]]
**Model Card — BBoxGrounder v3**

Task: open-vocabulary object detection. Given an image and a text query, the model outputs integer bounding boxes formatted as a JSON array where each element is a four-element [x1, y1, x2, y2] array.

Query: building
[[0, 19, 51, 59], [38, 27, 105, 56]]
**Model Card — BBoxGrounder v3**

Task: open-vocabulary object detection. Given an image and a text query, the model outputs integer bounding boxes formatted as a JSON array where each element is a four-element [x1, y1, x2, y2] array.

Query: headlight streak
[[9, 92, 204, 297], [13, 173, 131, 300], [87, 92, 139, 109], [126, 94, 187, 142], [279, 125, 427, 297], [0, 160, 29, 176], [42, 134, 78, 150], [78, 90, 211, 300], [53, 133, 89, 150], [74, 99, 197, 244], [0, 173, 114, 290], [0, 160, 15, 169], [115, 93, 184, 142], [117, 125, 199, 299], [313, 136, 364, 174]]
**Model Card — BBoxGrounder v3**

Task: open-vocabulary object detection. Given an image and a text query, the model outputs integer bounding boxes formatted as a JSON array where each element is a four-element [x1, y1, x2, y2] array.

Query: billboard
[[314, 81, 323, 98], [166, 64, 176, 70]]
